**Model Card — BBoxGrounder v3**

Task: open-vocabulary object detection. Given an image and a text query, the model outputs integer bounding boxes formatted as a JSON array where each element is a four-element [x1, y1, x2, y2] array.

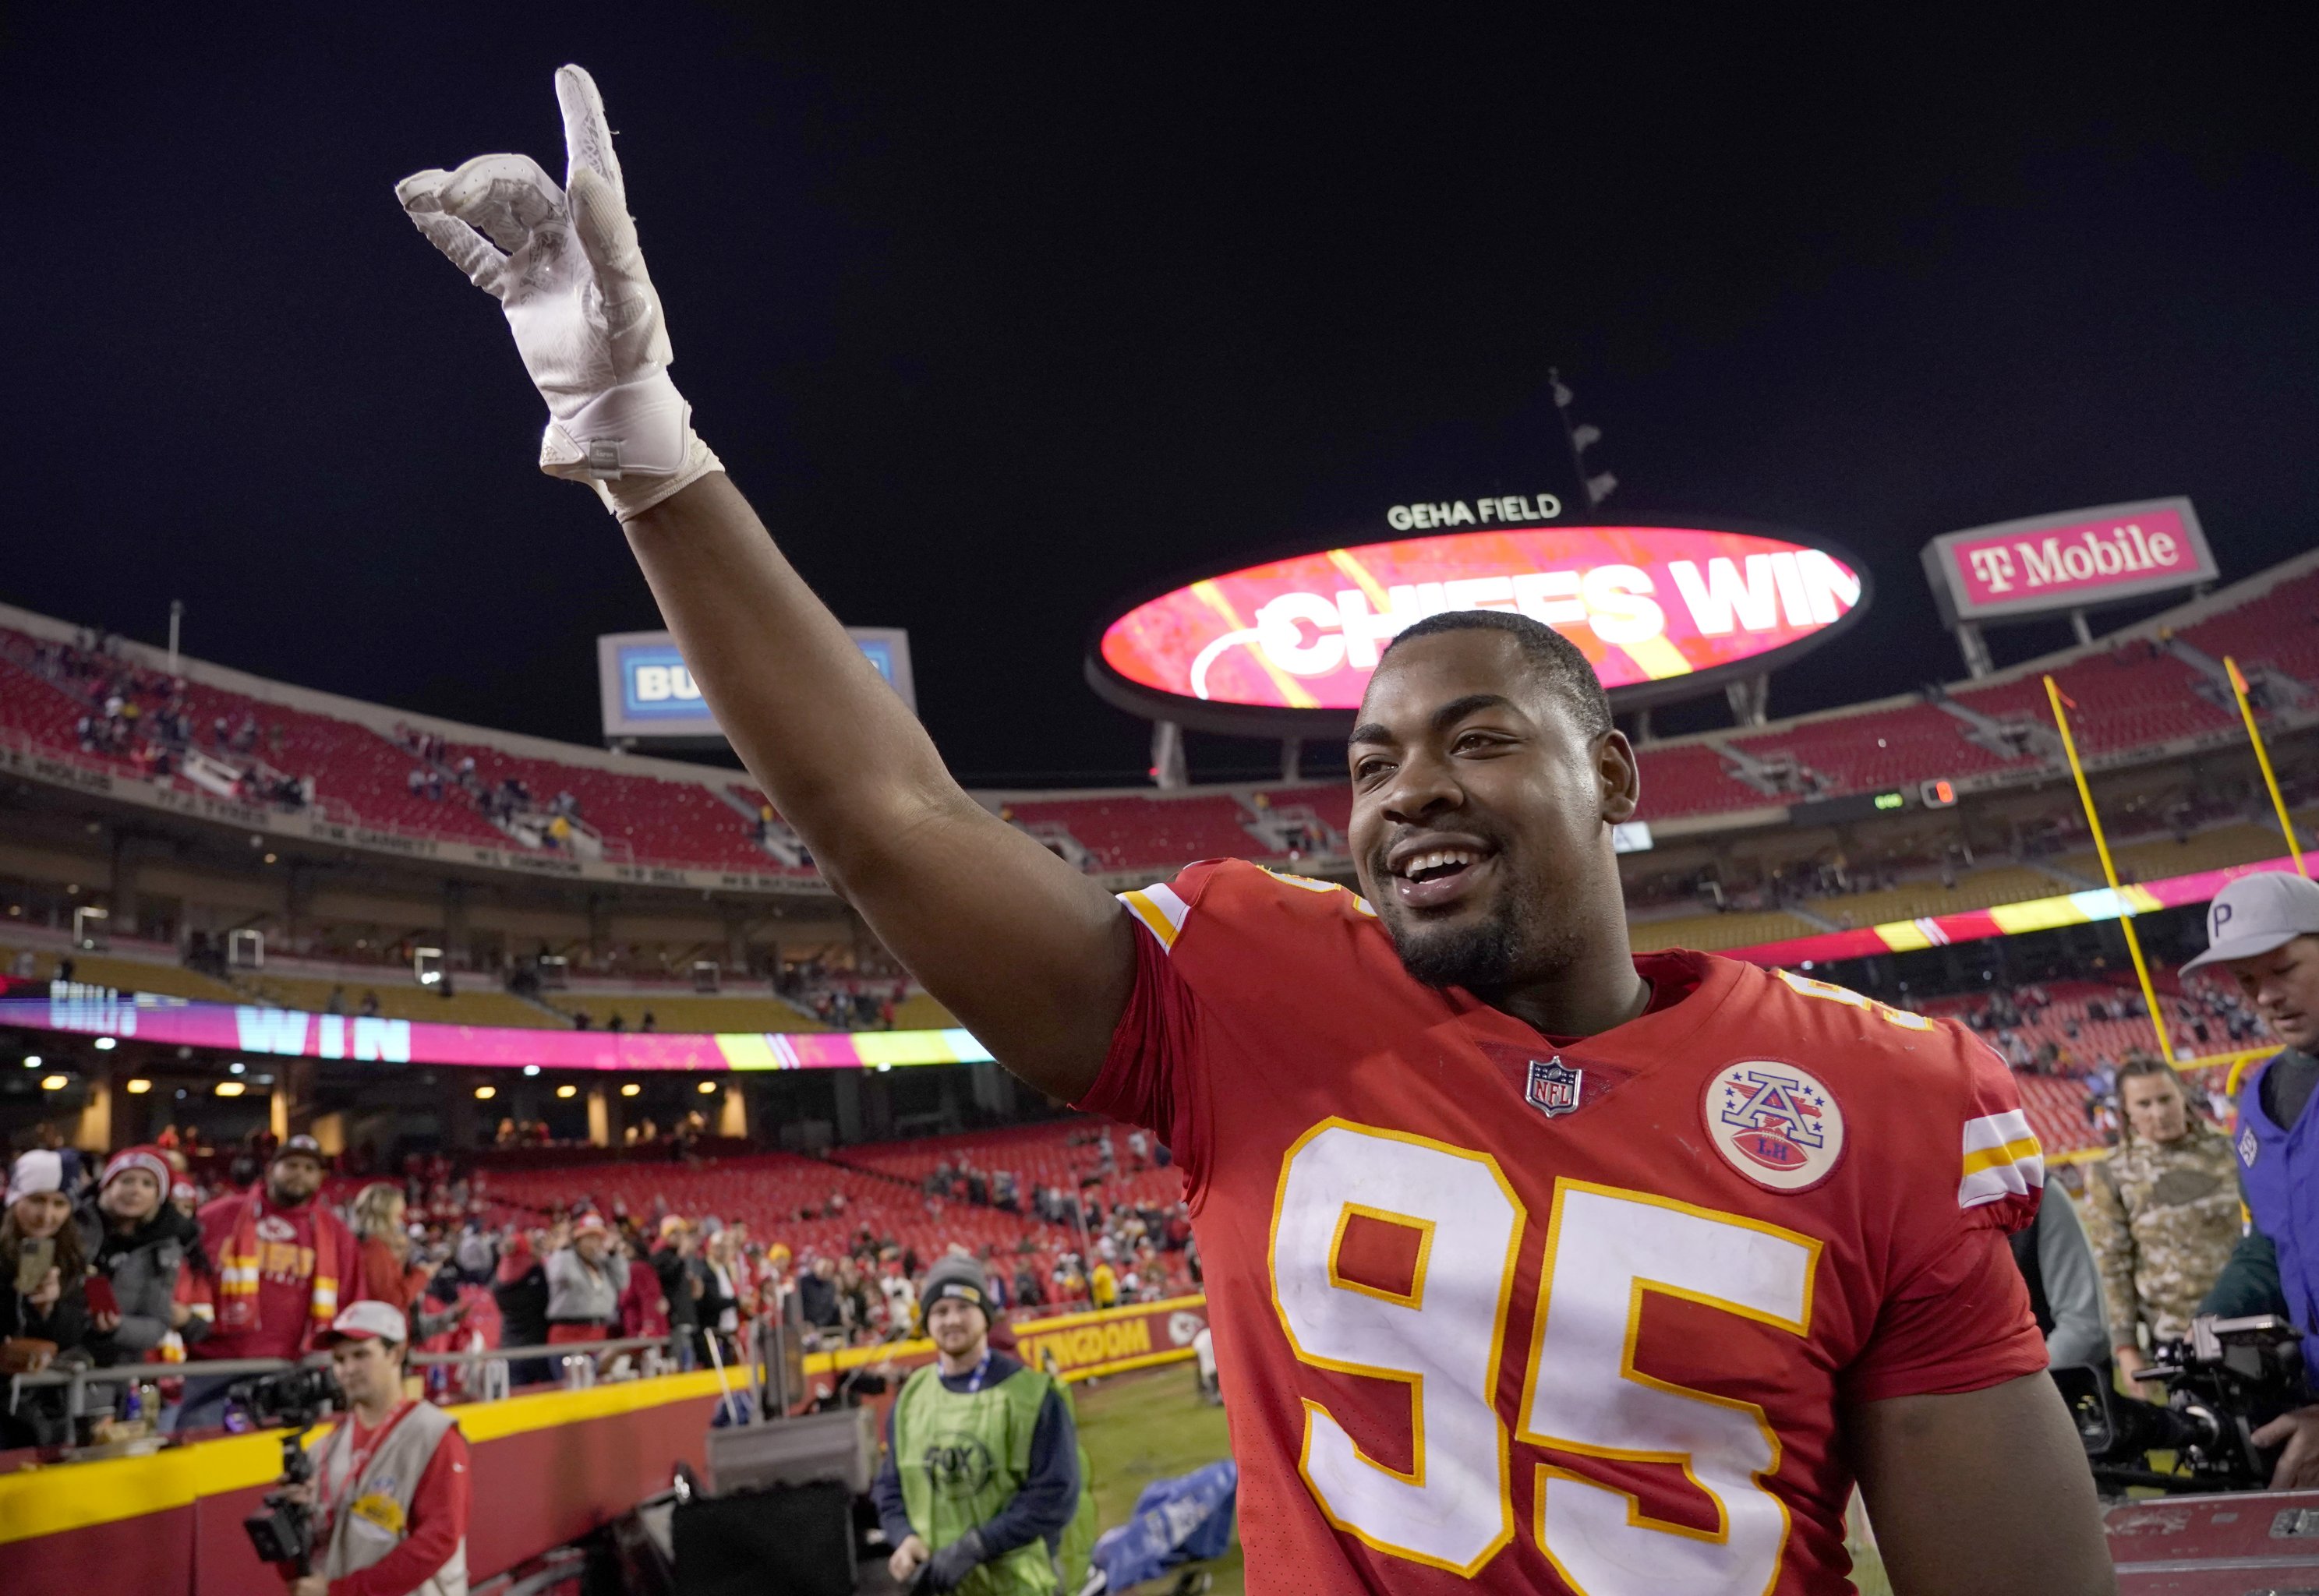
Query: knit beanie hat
[[101, 1145, 172, 1195], [7, 1149, 65, 1207], [921, 1254, 992, 1327]]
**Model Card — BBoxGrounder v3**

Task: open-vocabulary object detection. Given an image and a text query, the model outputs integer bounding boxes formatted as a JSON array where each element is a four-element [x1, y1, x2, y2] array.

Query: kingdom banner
[[809, 1295, 1211, 1388]]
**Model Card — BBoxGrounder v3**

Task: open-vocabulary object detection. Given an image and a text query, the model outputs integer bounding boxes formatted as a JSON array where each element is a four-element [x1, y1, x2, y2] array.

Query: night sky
[[6, 10, 2314, 784]]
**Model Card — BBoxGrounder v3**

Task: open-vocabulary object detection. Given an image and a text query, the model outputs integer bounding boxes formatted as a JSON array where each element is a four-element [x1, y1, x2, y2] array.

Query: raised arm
[[395, 65, 1129, 1100], [622, 476, 1132, 1095]]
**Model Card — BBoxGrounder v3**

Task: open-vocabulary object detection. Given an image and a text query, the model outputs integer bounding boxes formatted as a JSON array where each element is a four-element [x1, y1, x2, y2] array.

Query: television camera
[[230, 1365, 345, 1572], [2059, 1313, 2307, 1494]]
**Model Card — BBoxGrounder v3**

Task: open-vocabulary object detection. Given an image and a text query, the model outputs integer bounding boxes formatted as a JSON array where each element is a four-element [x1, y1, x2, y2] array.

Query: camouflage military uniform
[[2082, 1124, 2243, 1348]]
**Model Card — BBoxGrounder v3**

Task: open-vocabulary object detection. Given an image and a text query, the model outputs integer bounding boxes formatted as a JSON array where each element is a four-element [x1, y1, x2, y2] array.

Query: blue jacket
[[2230, 1050, 2319, 1375]]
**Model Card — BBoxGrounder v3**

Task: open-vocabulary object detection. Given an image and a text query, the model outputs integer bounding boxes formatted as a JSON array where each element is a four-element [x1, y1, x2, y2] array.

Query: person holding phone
[[2, 1149, 92, 1448], [74, 1145, 208, 1369]]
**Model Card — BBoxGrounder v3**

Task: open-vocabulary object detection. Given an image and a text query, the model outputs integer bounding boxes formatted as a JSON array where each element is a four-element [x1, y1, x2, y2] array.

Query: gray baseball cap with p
[[2182, 870, 2319, 972]]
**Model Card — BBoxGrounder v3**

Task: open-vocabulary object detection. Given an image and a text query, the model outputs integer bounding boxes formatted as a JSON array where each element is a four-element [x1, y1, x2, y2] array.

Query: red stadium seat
[[1002, 794, 1263, 871], [1733, 701, 2020, 797]]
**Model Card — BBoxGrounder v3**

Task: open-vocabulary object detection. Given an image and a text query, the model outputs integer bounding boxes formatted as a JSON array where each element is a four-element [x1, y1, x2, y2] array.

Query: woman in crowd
[[698, 1227, 741, 1362], [351, 1183, 430, 1308], [73, 1145, 207, 1368], [2, 1151, 91, 1448], [2083, 1053, 2244, 1374], [350, 1181, 466, 1344]]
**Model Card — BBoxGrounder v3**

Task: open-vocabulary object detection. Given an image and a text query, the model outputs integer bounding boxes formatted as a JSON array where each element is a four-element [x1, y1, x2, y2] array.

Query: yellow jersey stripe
[[1960, 1135, 2043, 1178], [1118, 888, 1186, 949]]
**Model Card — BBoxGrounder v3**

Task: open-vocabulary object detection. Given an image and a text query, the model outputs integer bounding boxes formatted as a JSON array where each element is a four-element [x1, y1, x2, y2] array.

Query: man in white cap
[[543, 1212, 627, 1347], [281, 1299, 471, 1596], [2184, 870, 2319, 1485]]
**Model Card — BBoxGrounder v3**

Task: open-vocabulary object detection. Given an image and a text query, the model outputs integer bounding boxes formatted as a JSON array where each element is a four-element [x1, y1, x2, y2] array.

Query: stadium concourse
[[0, 543, 2314, 1594]]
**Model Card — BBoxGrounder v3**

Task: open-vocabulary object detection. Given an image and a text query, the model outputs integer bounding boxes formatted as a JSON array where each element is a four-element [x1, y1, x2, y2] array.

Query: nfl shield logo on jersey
[[1525, 1057, 1583, 1118], [1704, 1061, 1847, 1192]]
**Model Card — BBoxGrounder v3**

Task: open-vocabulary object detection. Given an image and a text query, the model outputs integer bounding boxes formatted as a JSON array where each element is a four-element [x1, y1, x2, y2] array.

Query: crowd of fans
[[23, 630, 316, 813], [0, 1114, 1198, 1454], [394, 722, 585, 846], [1625, 762, 2314, 922], [775, 959, 912, 1029]]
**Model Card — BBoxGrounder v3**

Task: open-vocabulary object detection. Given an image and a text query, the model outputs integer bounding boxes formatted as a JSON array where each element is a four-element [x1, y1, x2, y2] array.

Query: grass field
[[1073, 1365, 1892, 1594], [1076, 1365, 1244, 1594]]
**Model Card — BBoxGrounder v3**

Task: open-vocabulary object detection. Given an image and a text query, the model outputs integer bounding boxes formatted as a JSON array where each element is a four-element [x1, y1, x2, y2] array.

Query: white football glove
[[396, 64, 720, 519]]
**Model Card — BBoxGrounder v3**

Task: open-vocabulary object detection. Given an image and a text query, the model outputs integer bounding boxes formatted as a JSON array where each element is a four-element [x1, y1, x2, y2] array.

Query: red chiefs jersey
[[1079, 860, 2047, 1596]]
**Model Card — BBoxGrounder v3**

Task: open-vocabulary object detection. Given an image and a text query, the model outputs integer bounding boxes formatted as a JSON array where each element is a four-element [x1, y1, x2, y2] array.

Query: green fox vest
[[893, 1361, 1063, 1596]]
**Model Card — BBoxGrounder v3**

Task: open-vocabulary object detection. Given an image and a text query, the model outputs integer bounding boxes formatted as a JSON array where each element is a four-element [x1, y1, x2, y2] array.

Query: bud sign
[[1920, 498, 2213, 625], [600, 627, 916, 742]]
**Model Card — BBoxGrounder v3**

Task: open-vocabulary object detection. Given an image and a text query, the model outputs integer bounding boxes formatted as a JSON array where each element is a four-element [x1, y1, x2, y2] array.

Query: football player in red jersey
[[399, 67, 2112, 1595]]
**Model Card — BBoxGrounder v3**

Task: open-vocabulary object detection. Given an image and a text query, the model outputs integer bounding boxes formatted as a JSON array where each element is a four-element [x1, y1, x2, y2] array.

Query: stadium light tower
[[1550, 368, 1617, 510], [1150, 720, 1186, 791]]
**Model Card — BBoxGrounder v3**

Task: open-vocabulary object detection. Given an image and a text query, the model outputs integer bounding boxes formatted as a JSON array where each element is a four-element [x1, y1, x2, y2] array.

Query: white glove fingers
[[437, 153, 564, 253], [398, 202, 510, 295], [555, 65, 626, 199], [569, 168, 670, 369], [394, 168, 454, 213]]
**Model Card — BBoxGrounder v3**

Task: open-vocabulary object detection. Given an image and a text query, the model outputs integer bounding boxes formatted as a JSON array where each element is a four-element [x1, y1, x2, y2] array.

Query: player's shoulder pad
[[1752, 966, 2043, 1214], [1115, 857, 1376, 953]]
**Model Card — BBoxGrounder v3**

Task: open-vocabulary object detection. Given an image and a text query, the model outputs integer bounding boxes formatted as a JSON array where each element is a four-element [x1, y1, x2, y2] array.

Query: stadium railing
[[0, 1294, 1210, 1596]]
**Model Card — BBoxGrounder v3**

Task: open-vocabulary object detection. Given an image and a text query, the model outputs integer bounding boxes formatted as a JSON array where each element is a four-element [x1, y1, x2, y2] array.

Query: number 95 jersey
[[1078, 860, 2047, 1596]]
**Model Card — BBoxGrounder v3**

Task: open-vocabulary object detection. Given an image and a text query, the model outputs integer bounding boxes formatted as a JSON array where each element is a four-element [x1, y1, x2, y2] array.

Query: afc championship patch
[[1704, 1060, 1846, 1192]]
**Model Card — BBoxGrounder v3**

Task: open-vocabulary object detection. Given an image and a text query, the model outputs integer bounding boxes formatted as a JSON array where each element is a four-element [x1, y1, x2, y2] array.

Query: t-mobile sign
[[1920, 498, 2214, 625]]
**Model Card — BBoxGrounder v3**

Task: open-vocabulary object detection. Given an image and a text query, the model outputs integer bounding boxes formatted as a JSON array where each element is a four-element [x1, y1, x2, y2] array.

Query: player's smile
[[1385, 833, 1500, 911]]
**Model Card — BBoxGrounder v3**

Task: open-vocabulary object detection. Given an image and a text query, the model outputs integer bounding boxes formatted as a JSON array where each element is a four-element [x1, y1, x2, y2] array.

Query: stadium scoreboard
[[1794, 779, 1958, 825], [1088, 507, 1871, 735]]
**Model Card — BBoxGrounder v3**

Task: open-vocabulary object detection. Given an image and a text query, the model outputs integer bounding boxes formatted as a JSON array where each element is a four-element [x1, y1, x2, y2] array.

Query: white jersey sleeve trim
[[1957, 1108, 2045, 1209], [1118, 882, 1191, 951]]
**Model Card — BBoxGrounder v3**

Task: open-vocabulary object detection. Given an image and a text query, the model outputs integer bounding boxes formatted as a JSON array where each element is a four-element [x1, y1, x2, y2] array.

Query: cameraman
[[2187, 871, 2319, 1485], [282, 1301, 471, 1596]]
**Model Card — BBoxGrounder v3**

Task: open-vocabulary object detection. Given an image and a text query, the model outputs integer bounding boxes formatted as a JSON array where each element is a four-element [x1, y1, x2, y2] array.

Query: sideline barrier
[[0, 1296, 1207, 1596]]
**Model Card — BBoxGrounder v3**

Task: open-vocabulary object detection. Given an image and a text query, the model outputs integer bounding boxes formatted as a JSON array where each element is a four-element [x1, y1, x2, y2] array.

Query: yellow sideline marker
[[2225, 655, 2309, 879], [2045, 675, 2174, 1063]]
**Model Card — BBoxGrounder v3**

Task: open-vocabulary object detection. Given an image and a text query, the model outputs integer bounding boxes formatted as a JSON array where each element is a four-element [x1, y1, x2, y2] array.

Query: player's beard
[[1383, 872, 1582, 995]]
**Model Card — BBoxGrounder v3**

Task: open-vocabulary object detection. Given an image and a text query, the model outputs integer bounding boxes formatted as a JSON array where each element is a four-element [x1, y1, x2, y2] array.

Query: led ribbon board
[[0, 988, 993, 1072], [1089, 524, 1868, 733]]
